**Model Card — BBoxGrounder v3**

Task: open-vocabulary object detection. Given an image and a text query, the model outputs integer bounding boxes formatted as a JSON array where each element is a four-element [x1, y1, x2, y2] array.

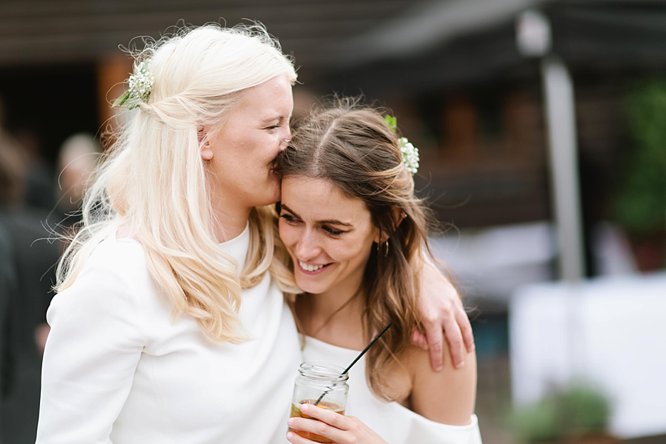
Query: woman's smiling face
[[278, 175, 379, 297], [206, 74, 293, 213]]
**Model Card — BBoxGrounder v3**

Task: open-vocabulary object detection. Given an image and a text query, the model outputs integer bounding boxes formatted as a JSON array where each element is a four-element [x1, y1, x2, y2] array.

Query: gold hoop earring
[[379, 239, 389, 256]]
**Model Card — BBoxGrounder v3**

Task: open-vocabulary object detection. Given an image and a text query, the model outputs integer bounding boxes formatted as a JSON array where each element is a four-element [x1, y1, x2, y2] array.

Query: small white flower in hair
[[113, 60, 154, 110], [384, 115, 420, 175], [399, 137, 420, 175]]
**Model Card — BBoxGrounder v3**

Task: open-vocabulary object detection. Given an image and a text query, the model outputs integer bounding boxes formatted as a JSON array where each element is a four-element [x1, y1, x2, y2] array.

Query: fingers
[[300, 403, 347, 428], [288, 405, 389, 444], [286, 429, 317, 444], [441, 315, 465, 369], [446, 283, 475, 355], [411, 329, 429, 351], [456, 303, 475, 353], [423, 319, 445, 371], [288, 417, 338, 444], [288, 404, 347, 443], [417, 258, 476, 371], [420, 300, 475, 370]]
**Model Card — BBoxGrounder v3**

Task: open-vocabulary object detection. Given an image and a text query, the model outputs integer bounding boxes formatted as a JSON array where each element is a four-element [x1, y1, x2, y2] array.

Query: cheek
[[329, 239, 367, 263], [278, 221, 287, 238], [348, 239, 375, 264], [267, 146, 281, 163], [278, 222, 296, 247]]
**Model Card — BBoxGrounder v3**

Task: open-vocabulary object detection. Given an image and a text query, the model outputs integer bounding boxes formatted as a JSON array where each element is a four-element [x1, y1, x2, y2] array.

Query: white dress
[[37, 226, 300, 444], [301, 335, 483, 444]]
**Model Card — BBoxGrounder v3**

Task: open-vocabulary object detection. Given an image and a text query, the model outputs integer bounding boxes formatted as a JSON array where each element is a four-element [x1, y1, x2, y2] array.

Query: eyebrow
[[280, 204, 354, 227]]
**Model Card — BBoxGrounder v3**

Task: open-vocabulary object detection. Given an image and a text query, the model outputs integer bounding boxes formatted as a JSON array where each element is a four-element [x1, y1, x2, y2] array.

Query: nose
[[279, 128, 292, 152], [279, 139, 289, 152], [295, 229, 321, 260]]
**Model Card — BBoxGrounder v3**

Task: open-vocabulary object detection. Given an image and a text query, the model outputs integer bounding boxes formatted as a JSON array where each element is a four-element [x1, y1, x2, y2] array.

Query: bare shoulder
[[403, 341, 477, 425]]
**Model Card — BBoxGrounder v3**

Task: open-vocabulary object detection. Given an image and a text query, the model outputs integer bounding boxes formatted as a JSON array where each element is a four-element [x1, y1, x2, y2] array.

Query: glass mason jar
[[289, 362, 349, 443]]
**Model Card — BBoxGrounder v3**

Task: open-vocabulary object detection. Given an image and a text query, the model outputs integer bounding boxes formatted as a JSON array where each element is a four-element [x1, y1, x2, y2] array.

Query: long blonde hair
[[57, 23, 298, 343]]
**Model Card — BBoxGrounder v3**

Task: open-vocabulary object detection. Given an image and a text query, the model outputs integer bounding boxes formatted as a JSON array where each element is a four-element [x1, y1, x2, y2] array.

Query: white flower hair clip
[[384, 115, 420, 175], [398, 137, 420, 175], [113, 60, 154, 110]]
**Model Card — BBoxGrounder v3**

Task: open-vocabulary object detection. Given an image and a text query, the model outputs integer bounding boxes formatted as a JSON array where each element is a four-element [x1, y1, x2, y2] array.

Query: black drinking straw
[[314, 321, 393, 406]]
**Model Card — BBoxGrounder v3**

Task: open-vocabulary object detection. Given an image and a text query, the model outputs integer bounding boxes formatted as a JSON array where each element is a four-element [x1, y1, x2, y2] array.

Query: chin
[[263, 181, 280, 205], [295, 278, 326, 295], [255, 187, 280, 207]]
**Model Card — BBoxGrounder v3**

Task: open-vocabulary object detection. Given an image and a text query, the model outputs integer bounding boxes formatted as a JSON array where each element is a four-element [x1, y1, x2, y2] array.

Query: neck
[[209, 194, 252, 242], [297, 287, 367, 349], [212, 211, 249, 242]]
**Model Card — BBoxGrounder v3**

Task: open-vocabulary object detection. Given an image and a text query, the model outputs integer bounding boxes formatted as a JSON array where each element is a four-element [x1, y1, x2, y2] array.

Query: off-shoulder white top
[[301, 335, 483, 444]]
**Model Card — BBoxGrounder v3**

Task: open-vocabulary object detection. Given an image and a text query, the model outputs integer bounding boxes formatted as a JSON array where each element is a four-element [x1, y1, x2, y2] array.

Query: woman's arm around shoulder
[[415, 259, 475, 371]]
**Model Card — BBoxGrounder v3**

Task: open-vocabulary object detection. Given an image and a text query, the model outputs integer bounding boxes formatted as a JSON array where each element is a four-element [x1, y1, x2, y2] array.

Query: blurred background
[[1, 0, 665, 443]]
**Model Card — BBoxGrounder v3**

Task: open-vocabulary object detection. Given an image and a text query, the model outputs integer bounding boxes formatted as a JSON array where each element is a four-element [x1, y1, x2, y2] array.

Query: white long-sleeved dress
[[301, 335, 483, 444], [37, 226, 300, 444]]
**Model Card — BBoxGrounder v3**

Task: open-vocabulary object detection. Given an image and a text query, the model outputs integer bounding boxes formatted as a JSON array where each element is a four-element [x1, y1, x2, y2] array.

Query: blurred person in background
[[0, 206, 18, 444], [0, 125, 22, 416], [28, 133, 103, 361], [0, 118, 60, 444], [53, 133, 102, 231], [37, 23, 472, 443], [13, 125, 55, 213], [279, 101, 481, 444]]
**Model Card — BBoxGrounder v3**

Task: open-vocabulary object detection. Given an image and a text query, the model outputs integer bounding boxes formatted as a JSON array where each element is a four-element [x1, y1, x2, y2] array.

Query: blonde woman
[[278, 101, 481, 443], [37, 24, 472, 443]]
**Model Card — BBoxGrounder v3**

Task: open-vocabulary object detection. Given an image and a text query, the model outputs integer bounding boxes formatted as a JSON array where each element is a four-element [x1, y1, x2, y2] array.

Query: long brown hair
[[277, 98, 438, 399]]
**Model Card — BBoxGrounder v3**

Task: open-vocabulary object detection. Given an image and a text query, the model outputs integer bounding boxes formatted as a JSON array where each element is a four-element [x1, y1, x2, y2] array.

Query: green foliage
[[384, 114, 397, 132], [509, 382, 611, 443], [614, 79, 666, 238], [509, 397, 561, 442]]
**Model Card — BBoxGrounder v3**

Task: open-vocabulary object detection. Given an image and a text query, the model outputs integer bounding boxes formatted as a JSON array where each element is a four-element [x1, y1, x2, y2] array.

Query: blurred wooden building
[[1, 0, 664, 238]]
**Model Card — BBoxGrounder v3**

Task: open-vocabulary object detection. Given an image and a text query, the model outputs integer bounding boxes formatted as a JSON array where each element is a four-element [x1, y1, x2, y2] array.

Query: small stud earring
[[201, 147, 213, 161]]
